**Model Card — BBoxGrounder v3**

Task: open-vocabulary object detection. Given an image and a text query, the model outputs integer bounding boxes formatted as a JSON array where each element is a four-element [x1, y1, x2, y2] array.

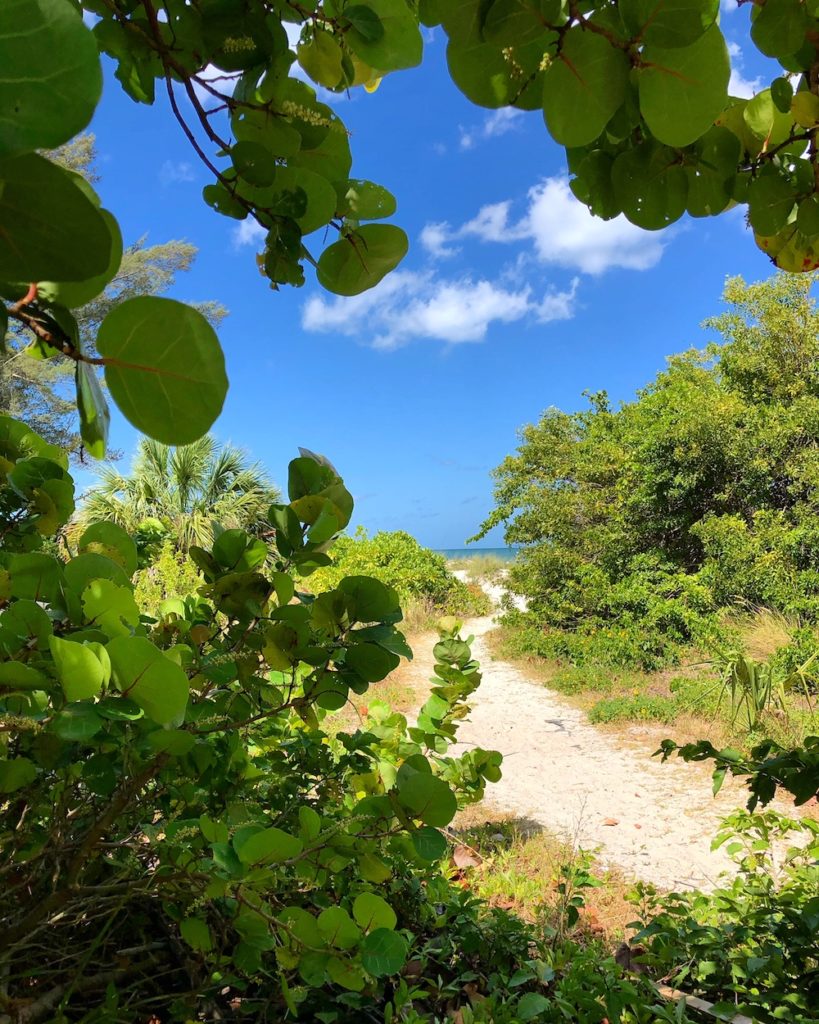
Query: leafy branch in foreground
[[6, 1, 819, 456]]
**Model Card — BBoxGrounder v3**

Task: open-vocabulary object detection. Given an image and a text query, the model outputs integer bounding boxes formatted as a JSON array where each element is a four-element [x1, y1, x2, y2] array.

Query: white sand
[[443, 574, 792, 890]]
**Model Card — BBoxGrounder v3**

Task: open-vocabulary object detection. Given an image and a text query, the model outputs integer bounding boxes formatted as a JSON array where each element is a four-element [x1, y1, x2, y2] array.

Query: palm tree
[[75, 435, 278, 551]]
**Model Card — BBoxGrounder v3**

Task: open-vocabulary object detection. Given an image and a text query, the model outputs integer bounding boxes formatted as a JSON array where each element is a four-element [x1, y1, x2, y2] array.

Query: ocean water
[[437, 547, 519, 562]]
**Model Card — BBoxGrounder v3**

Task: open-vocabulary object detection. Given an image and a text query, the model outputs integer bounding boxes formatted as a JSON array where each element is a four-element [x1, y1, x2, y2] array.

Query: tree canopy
[[74, 434, 279, 553], [478, 272, 819, 667], [5, 0, 819, 459]]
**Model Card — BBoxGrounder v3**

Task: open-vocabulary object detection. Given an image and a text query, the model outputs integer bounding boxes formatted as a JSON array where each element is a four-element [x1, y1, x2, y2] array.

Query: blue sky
[[86, 6, 781, 548]]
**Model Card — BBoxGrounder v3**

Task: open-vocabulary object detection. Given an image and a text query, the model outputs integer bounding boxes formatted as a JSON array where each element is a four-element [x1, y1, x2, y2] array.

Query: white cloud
[[459, 107, 524, 150], [232, 219, 267, 248], [421, 177, 665, 275], [160, 160, 196, 185], [727, 41, 763, 98], [419, 222, 460, 258], [302, 269, 578, 349]]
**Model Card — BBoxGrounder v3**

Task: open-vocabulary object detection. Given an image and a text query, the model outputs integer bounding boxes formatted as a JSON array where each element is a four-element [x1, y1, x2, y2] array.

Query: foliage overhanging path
[[447, 575, 791, 890]]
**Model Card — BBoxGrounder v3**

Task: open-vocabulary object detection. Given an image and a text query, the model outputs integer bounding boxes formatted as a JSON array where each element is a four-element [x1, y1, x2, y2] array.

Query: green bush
[[478, 274, 819, 674], [588, 695, 679, 724], [132, 539, 204, 614], [310, 528, 489, 620], [632, 810, 819, 1024]]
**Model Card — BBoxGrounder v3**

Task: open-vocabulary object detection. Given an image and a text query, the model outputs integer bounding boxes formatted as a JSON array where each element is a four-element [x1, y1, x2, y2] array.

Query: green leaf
[[352, 892, 397, 932], [231, 140, 278, 188], [65, 553, 129, 596], [338, 576, 401, 622], [771, 77, 794, 113], [0, 661, 47, 690], [97, 297, 228, 446], [180, 917, 213, 952], [107, 636, 190, 726], [75, 363, 110, 461], [38, 209, 124, 309], [0, 415, 67, 467], [396, 762, 457, 827], [234, 826, 304, 864], [483, 0, 562, 47], [317, 906, 361, 949], [639, 26, 730, 147], [411, 826, 447, 861], [52, 702, 103, 742], [0, 0, 102, 158], [317, 225, 408, 296], [49, 636, 106, 702], [345, 0, 422, 72], [620, 0, 719, 48], [345, 642, 400, 682], [82, 579, 140, 639], [345, 5, 385, 43], [543, 30, 629, 147], [612, 140, 688, 229], [0, 154, 112, 281], [8, 553, 65, 604], [751, 0, 807, 59], [298, 29, 347, 90], [517, 992, 550, 1020], [335, 180, 397, 221], [0, 756, 36, 793], [748, 166, 797, 235], [79, 523, 138, 577], [744, 89, 794, 144], [360, 928, 407, 977]]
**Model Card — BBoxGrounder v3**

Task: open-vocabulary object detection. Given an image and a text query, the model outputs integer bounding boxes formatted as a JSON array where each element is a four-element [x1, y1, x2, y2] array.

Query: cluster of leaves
[[428, 0, 819, 272], [631, 810, 819, 1024], [309, 528, 490, 619], [0, 415, 509, 1021], [7, 1, 819, 460], [659, 734, 819, 809], [478, 272, 819, 672]]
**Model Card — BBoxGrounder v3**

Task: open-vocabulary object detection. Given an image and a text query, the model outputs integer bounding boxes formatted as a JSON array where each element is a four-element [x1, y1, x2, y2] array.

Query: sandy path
[[444, 576, 785, 891]]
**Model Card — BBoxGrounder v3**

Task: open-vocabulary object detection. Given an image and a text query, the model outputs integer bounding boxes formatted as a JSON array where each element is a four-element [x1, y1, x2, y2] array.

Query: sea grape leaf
[[97, 297, 228, 445], [543, 30, 629, 147], [352, 892, 397, 932], [75, 362, 110, 461], [620, 0, 719, 48], [49, 636, 106, 702], [345, 0, 422, 72], [317, 225, 408, 296], [638, 26, 730, 147], [0, 0, 102, 158], [0, 154, 112, 282], [361, 928, 408, 977], [79, 523, 138, 577], [107, 636, 190, 726]]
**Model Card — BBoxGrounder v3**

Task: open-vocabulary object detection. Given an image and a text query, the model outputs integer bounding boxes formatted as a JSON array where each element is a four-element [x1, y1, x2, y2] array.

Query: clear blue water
[[437, 547, 519, 561]]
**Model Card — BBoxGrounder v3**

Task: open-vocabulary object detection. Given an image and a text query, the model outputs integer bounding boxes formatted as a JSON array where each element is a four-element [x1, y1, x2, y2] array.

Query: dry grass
[[447, 553, 509, 583], [729, 606, 799, 661], [452, 805, 636, 942]]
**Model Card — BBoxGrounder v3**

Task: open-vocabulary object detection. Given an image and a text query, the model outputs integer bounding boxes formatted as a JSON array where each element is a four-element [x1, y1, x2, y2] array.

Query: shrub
[[588, 695, 679, 724], [632, 810, 819, 1024], [310, 528, 489, 621], [132, 539, 204, 614]]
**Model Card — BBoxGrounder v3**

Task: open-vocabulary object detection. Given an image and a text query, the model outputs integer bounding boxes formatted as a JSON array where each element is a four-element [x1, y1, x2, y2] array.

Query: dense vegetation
[[310, 528, 490, 625], [480, 273, 819, 672], [1, 415, 681, 1024], [3, 2, 819, 1020]]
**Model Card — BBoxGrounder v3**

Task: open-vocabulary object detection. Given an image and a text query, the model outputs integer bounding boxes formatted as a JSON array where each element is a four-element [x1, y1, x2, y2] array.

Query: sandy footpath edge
[[444, 574, 794, 891]]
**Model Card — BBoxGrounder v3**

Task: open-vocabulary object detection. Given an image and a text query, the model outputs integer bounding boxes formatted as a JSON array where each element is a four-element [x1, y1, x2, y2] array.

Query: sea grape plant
[[5, 1, 819, 459], [0, 414, 502, 1020]]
